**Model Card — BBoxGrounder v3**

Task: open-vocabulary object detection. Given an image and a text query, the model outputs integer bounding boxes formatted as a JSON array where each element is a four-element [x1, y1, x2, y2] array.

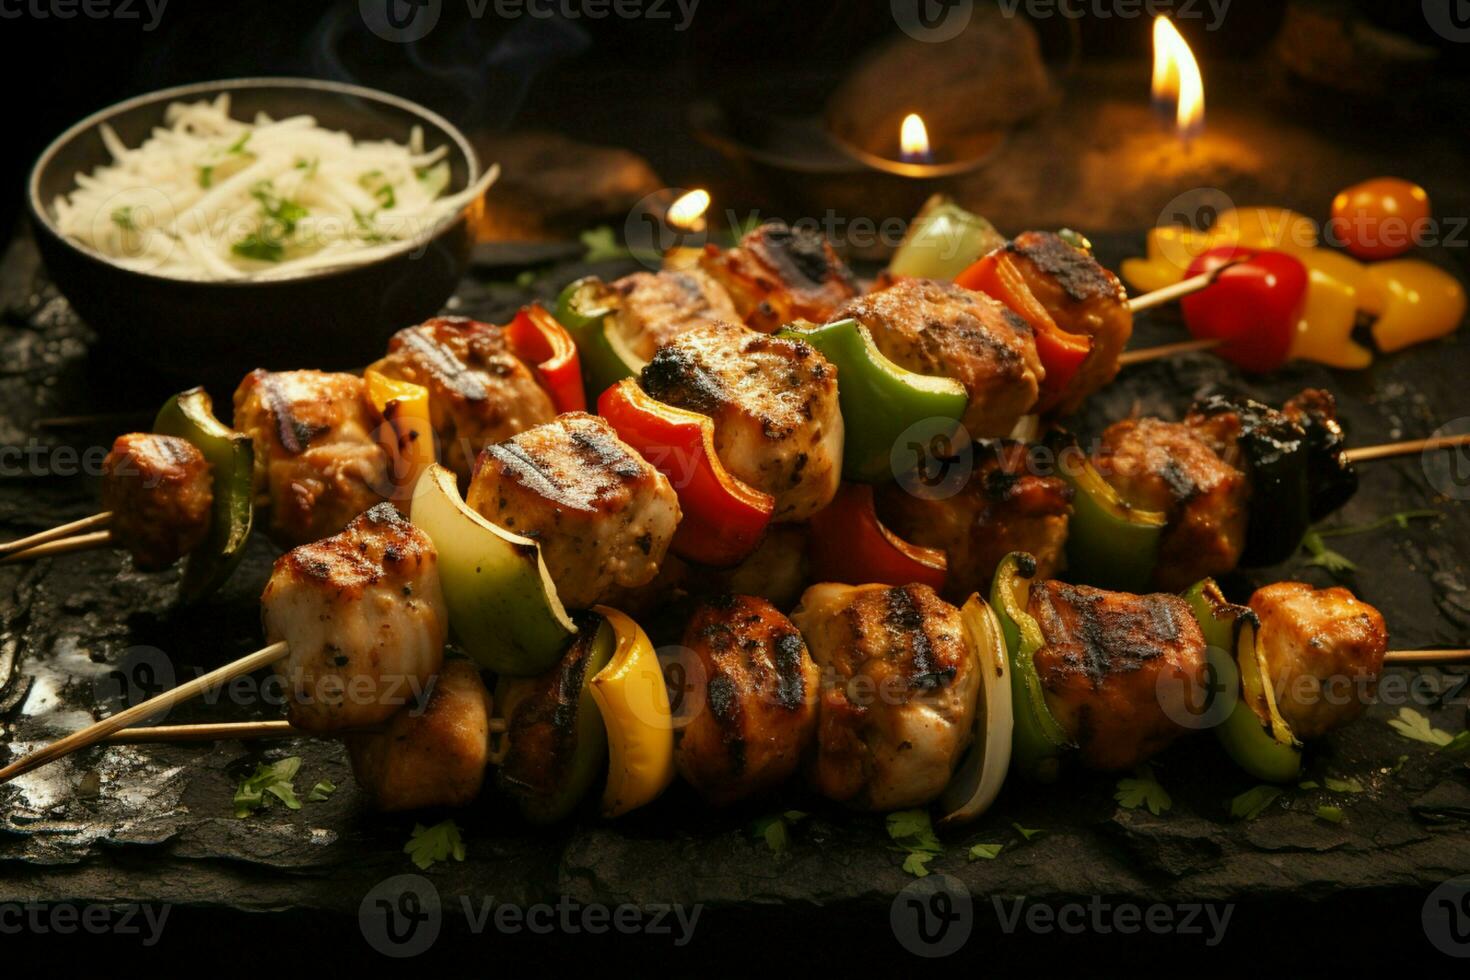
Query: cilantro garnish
[[1114, 764, 1172, 816], [1229, 785, 1283, 821], [1315, 805, 1345, 824], [750, 810, 808, 855], [968, 843, 1003, 861], [405, 819, 466, 871], [233, 757, 303, 818], [887, 809, 943, 877], [1388, 707, 1456, 746], [1301, 510, 1439, 574]]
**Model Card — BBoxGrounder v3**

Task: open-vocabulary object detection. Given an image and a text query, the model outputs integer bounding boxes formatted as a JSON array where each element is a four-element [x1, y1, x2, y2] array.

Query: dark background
[[3, 0, 1468, 243]]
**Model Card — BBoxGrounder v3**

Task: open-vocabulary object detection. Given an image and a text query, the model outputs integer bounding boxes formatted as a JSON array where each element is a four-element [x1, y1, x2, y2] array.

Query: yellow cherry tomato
[[1289, 267, 1372, 370], [1367, 260, 1466, 353], [1329, 178, 1431, 261], [1211, 207, 1319, 256]]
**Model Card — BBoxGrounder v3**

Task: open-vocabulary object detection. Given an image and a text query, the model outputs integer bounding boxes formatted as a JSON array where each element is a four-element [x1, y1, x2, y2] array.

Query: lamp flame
[[900, 113, 931, 162], [666, 189, 710, 231], [1152, 16, 1204, 141]]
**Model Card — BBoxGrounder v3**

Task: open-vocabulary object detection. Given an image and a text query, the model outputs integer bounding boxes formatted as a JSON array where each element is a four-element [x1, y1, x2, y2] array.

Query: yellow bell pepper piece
[[1121, 224, 1215, 293], [1297, 248, 1385, 316], [1211, 207, 1319, 256], [365, 369, 436, 505], [1368, 260, 1468, 353], [1290, 267, 1372, 369], [589, 605, 675, 817]]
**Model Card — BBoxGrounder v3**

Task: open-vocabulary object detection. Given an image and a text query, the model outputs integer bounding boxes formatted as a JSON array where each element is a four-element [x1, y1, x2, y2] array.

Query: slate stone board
[[1, 231, 1468, 964]]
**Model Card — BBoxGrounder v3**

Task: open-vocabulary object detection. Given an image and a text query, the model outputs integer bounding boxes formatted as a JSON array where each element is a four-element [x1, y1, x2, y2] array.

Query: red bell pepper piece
[[807, 483, 947, 591], [1181, 247, 1306, 373], [597, 379, 774, 567], [956, 251, 1092, 413], [508, 303, 587, 414]]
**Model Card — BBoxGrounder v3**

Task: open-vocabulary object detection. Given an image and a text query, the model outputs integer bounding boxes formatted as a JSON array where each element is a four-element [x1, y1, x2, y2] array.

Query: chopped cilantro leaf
[[1115, 764, 1172, 816], [233, 757, 302, 818], [405, 819, 465, 870], [1388, 707, 1455, 746], [968, 843, 1003, 861], [1229, 785, 1283, 821]]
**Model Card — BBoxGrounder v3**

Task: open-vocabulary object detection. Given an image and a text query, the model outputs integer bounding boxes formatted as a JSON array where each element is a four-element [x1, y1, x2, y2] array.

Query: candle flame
[[667, 189, 710, 231], [900, 113, 931, 161], [1152, 16, 1204, 140]]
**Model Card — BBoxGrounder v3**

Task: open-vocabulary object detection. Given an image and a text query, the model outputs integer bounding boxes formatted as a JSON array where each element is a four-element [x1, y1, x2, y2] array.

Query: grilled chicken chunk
[[1028, 580, 1207, 771], [1094, 417, 1248, 592], [839, 278, 1042, 438], [608, 269, 741, 361], [100, 433, 213, 571], [675, 595, 820, 805], [792, 583, 978, 810], [699, 220, 859, 332], [346, 660, 492, 812], [1006, 231, 1132, 415], [465, 413, 680, 609], [261, 503, 447, 732], [369, 316, 556, 482], [1249, 582, 1388, 740], [233, 369, 390, 547], [496, 611, 605, 822], [640, 322, 844, 522], [704, 524, 811, 609], [878, 440, 1073, 600]]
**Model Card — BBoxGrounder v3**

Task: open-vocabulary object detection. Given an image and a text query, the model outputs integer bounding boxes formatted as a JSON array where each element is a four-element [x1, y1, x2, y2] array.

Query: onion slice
[[937, 594, 1015, 827]]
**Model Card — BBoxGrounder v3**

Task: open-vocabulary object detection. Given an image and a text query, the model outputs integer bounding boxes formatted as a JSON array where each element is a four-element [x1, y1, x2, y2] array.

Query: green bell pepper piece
[[778, 319, 968, 483], [990, 551, 1072, 782], [1181, 579, 1302, 783], [554, 277, 644, 402], [496, 612, 615, 824], [888, 195, 1005, 281], [152, 387, 254, 603], [1050, 432, 1167, 592], [410, 464, 577, 676]]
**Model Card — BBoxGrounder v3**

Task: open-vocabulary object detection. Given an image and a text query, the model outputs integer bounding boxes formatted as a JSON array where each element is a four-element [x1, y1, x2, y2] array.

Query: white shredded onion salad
[[52, 94, 497, 282]]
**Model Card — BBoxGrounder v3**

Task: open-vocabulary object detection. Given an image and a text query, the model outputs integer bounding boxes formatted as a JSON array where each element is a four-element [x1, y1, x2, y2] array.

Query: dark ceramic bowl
[[28, 77, 480, 380]]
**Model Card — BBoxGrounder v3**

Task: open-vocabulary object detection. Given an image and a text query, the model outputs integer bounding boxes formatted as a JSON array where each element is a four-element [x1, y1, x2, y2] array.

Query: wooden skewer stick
[[0, 529, 114, 565], [1345, 433, 1470, 464], [1126, 267, 1223, 314], [100, 715, 510, 745], [1116, 336, 1222, 367], [1383, 649, 1470, 666], [0, 640, 290, 785], [0, 511, 112, 557]]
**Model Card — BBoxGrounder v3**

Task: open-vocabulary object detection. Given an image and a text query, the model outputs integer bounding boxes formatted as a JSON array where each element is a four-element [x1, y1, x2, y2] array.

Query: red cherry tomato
[[1329, 177, 1431, 260], [1181, 246, 1307, 373]]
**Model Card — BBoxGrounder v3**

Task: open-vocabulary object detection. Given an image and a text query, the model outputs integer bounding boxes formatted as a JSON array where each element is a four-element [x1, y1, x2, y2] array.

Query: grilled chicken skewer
[[0, 504, 449, 785], [878, 387, 1469, 600], [86, 573, 1465, 819]]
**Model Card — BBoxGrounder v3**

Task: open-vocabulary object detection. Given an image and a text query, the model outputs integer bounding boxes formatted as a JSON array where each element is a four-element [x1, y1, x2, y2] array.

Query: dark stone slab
[[1, 230, 1468, 952]]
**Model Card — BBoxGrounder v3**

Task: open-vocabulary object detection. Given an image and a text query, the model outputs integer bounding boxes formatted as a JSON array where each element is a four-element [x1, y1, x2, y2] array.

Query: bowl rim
[[27, 76, 481, 288]]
